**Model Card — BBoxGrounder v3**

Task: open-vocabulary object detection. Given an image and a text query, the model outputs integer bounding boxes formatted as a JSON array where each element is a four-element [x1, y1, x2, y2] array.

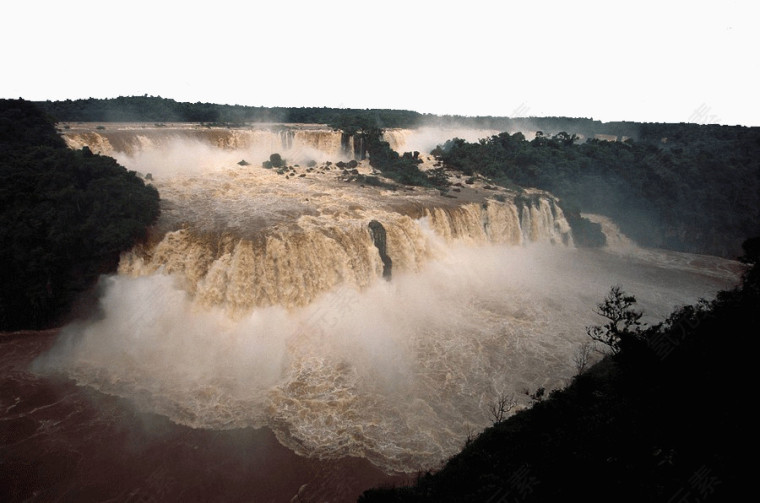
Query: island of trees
[[429, 128, 760, 257]]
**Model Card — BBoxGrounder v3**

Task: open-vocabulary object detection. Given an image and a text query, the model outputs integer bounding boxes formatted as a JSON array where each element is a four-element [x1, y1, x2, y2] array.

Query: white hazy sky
[[3, 0, 758, 126]]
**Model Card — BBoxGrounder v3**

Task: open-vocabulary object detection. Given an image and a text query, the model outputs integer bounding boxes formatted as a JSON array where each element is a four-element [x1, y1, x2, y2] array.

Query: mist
[[31, 124, 742, 475], [383, 127, 503, 155], [33, 233, 737, 473], [62, 125, 354, 180]]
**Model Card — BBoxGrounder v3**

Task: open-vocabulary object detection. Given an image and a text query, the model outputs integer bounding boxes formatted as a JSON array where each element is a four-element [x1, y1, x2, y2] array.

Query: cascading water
[[118, 197, 570, 314], [62, 123, 356, 169], [382, 127, 503, 155], [34, 124, 742, 474]]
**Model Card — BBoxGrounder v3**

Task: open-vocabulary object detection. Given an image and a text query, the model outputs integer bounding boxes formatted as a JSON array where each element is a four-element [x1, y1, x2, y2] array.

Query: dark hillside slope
[[0, 99, 160, 330], [360, 239, 757, 502]]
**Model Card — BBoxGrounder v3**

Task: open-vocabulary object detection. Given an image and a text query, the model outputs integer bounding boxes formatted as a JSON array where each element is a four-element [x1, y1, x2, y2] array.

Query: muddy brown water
[[0, 331, 410, 503]]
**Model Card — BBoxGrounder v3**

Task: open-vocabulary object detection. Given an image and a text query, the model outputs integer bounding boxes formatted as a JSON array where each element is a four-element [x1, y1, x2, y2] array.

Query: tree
[[0, 99, 160, 329], [488, 392, 516, 424], [586, 286, 644, 354], [572, 342, 593, 374]]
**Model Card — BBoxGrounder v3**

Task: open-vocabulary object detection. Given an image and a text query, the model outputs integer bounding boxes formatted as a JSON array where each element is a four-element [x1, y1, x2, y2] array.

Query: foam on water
[[34, 126, 742, 473]]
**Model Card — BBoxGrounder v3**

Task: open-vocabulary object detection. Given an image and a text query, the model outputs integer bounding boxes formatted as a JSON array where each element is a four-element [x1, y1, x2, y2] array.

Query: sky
[[3, 0, 758, 126]]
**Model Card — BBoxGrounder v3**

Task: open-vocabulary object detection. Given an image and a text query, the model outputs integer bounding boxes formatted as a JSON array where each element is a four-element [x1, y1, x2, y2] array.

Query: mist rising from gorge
[[32, 124, 741, 473]]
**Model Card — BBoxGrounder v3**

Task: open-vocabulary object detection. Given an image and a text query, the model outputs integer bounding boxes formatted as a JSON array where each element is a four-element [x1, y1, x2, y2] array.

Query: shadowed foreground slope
[[0, 99, 160, 329], [360, 240, 757, 502]]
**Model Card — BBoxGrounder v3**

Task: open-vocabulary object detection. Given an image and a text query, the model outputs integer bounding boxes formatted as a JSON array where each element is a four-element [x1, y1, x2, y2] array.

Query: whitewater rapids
[[33, 124, 741, 473]]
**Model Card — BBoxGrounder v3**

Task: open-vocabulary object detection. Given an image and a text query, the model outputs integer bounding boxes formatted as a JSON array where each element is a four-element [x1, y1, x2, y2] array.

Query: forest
[[34, 96, 424, 129], [34, 96, 646, 138], [431, 127, 760, 257], [0, 99, 160, 330]]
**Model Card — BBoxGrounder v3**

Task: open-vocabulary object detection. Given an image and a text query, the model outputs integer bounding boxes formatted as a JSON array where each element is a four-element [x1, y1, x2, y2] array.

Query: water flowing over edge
[[118, 198, 572, 313], [33, 125, 741, 474]]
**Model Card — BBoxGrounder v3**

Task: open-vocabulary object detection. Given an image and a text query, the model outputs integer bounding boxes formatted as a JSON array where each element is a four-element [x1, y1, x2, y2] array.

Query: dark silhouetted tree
[[586, 285, 644, 354]]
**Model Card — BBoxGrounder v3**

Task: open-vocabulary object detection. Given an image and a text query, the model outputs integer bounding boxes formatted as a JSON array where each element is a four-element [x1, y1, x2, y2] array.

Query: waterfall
[[62, 125, 507, 166], [62, 124, 354, 164], [119, 199, 573, 314], [381, 127, 504, 155], [38, 124, 738, 475]]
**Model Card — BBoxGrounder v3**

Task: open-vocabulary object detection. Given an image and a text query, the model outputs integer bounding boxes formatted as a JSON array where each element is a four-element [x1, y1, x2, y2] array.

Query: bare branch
[[573, 342, 593, 375], [489, 392, 516, 424]]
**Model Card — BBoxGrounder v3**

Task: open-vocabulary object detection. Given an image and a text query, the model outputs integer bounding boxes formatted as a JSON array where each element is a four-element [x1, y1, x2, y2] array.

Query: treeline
[[360, 237, 758, 503], [419, 114, 643, 139], [34, 96, 745, 143], [34, 96, 648, 138], [34, 96, 423, 129], [0, 99, 160, 330], [431, 128, 760, 257]]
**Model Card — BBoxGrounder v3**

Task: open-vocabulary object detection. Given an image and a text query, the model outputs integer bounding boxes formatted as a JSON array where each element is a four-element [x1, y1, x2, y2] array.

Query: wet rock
[[368, 220, 392, 280]]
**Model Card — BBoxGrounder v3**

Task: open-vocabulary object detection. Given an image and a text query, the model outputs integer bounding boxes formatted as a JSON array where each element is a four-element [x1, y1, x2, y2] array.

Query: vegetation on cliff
[[0, 99, 160, 330], [359, 239, 757, 502], [432, 129, 760, 257], [33, 96, 760, 256], [360, 127, 434, 187]]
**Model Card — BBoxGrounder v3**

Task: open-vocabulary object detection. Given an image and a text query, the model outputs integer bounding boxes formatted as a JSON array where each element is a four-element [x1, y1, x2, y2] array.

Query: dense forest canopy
[[0, 99, 160, 330], [33, 96, 658, 138], [34, 96, 425, 129], [431, 128, 760, 257]]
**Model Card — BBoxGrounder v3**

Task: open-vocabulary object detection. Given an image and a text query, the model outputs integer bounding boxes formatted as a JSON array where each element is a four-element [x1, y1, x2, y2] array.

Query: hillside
[[0, 99, 160, 330], [359, 238, 757, 502], [431, 129, 760, 257]]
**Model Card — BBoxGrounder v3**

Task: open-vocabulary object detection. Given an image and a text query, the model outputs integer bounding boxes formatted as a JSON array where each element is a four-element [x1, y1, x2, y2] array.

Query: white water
[[382, 127, 503, 155], [35, 126, 742, 473], [63, 124, 353, 177]]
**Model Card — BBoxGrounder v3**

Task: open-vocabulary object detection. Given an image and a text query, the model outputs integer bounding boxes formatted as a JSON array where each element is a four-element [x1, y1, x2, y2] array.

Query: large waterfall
[[63, 123, 355, 167], [35, 124, 740, 474], [61, 124, 505, 168], [119, 198, 570, 313]]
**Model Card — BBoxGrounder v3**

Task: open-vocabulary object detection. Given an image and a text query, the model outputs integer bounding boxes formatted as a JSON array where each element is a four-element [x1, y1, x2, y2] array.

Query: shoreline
[[0, 327, 62, 340]]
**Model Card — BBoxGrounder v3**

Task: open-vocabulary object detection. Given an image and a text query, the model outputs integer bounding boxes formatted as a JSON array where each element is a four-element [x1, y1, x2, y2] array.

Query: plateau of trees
[[431, 127, 760, 257], [0, 99, 160, 330], [360, 237, 758, 502], [36, 96, 648, 138], [35, 96, 423, 129]]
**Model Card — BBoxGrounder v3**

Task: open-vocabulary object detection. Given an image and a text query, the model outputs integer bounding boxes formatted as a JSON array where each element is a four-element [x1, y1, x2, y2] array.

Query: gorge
[[3, 122, 743, 501]]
